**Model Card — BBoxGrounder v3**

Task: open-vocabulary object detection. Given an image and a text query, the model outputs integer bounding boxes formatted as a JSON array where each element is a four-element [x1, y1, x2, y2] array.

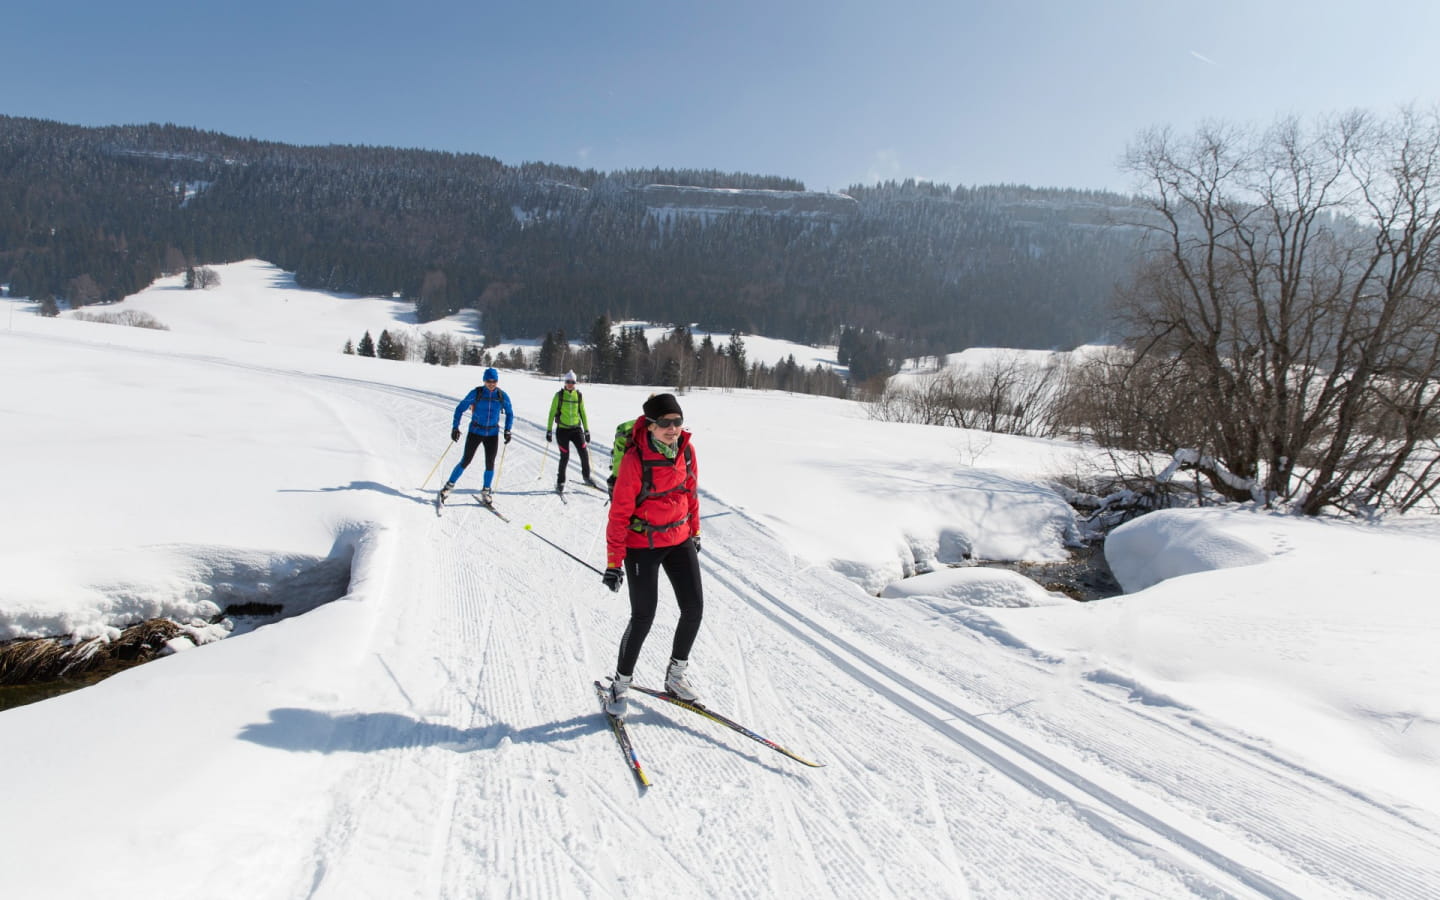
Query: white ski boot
[[606, 674, 633, 717], [664, 658, 700, 703]]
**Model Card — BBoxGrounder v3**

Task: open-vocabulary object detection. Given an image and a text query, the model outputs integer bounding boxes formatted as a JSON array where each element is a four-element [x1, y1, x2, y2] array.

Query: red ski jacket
[[606, 416, 699, 568]]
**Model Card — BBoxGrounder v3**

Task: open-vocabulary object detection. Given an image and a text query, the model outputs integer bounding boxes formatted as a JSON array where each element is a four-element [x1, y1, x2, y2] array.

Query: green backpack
[[608, 418, 694, 508], [609, 419, 636, 485]]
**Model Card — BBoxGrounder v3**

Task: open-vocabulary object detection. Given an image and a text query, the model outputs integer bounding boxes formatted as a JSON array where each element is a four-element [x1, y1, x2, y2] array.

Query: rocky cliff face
[[641, 184, 859, 223]]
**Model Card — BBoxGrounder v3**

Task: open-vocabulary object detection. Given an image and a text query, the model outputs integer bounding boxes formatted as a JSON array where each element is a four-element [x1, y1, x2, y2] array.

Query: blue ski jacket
[[453, 385, 515, 436]]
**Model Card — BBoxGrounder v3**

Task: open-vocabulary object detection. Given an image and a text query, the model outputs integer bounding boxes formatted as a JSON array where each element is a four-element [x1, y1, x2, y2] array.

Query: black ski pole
[[524, 524, 605, 575]]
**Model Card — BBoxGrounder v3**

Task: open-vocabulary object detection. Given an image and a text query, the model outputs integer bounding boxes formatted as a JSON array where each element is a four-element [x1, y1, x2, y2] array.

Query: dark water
[[981, 542, 1122, 602]]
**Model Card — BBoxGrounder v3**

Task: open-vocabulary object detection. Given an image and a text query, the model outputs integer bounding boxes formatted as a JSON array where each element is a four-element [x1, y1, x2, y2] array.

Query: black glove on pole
[[603, 567, 624, 592]]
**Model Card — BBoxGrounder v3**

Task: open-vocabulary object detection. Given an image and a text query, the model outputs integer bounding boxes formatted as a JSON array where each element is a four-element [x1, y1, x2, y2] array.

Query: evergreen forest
[[1, 115, 1148, 368]]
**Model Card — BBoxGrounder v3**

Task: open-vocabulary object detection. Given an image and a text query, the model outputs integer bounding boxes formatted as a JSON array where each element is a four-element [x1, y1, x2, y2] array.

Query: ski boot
[[664, 658, 700, 703], [606, 674, 633, 717]]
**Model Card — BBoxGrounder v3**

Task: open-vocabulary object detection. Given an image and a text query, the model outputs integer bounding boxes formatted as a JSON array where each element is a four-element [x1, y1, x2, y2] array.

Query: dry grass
[[0, 619, 186, 684]]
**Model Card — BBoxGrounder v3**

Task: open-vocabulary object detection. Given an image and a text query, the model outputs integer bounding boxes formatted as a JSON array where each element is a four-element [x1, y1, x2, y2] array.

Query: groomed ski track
[[22, 332, 1440, 899]]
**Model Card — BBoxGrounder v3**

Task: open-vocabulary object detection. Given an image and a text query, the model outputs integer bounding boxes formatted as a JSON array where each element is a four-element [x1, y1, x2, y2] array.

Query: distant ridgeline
[[641, 184, 859, 224], [0, 114, 1147, 357]]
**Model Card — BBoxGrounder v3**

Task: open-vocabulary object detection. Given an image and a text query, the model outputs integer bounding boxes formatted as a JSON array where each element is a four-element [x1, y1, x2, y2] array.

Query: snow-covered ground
[[609, 319, 842, 372], [1, 261, 1437, 898]]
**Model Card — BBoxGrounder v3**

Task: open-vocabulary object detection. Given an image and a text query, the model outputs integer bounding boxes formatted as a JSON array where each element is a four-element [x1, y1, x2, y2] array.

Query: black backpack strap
[[629, 443, 695, 546]]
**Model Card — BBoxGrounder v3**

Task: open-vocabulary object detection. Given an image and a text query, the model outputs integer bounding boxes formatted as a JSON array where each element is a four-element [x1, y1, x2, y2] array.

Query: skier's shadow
[[279, 480, 434, 508], [237, 708, 604, 754], [237, 707, 797, 777]]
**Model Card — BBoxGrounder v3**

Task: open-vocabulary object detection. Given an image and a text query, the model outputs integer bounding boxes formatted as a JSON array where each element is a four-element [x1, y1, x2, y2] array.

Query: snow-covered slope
[[1, 263, 1438, 898]]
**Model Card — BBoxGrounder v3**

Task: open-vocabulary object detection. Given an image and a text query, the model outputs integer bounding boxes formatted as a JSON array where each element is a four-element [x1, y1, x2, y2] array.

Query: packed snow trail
[[4, 328, 1438, 898], [257, 364, 1435, 899]]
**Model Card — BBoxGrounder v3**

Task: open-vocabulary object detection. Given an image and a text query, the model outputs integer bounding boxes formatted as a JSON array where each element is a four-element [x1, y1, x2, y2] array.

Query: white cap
[[563, 370, 577, 383]]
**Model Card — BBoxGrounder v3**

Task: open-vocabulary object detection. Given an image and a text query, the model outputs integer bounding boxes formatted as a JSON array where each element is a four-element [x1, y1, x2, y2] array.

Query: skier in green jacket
[[545, 370, 596, 493]]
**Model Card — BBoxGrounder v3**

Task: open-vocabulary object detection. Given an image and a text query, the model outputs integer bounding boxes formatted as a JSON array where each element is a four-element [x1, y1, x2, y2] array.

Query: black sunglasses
[[653, 416, 683, 428]]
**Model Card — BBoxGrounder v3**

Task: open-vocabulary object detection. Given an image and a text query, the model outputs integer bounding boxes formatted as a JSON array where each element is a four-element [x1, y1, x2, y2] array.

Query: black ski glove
[[546, 430, 553, 442], [503, 431, 512, 444], [602, 567, 623, 592], [692, 535, 701, 554], [450, 428, 461, 442], [584, 430, 591, 443]]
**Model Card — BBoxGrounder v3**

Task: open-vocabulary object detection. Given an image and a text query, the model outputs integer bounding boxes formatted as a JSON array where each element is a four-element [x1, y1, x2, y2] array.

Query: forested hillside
[[1, 115, 1146, 356]]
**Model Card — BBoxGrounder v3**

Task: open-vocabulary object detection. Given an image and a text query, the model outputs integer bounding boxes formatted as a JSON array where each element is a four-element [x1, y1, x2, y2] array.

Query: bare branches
[[869, 352, 1072, 438], [1096, 109, 1440, 515]]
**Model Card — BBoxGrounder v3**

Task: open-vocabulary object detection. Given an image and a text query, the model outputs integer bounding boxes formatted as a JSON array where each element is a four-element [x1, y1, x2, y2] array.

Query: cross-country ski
[[629, 684, 824, 768], [594, 680, 650, 787], [476, 494, 510, 522]]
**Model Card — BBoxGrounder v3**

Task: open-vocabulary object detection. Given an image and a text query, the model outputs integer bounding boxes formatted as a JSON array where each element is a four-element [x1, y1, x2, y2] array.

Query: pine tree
[[552, 328, 567, 374], [378, 329, 398, 360], [538, 331, 559, 374], [588, 315, 615, 383], [726, 331, 748, 388], [358, 331, 376, 358]]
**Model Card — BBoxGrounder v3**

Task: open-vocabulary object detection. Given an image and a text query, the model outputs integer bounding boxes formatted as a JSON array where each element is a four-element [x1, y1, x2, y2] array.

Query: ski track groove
[[715, 570, 1287, 898], [920, 607, 1440, 894], [819, 559, 1438, 898], [698, 497, 1440, 899]]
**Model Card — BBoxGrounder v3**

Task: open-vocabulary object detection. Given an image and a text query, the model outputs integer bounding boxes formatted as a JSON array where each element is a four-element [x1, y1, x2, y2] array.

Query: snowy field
[[1, 261, 1438, 898]]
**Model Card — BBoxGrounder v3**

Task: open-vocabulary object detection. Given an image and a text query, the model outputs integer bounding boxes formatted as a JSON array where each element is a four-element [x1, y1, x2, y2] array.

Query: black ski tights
[[615, 539, 703, 678]]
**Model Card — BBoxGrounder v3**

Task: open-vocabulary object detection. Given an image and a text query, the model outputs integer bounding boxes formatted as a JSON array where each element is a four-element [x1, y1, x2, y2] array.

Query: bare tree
[[422, 332, 462, 366], [869, 352, 1071, 438], [65, 273, 102, 307], [185, 266, 220, 290], [1104, 109, 1440, 514]]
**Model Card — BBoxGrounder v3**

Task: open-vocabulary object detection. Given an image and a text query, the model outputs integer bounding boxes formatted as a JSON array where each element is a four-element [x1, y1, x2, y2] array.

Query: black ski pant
[[555, 425, 590, 483], [615, 538, 703, 678], [458, 432, 499, 474]]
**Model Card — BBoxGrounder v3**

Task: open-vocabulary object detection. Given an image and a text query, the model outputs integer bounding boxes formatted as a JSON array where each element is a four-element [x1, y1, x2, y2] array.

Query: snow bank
[[880, 567, 1071, 608], [1105, 508, 1269, 591]]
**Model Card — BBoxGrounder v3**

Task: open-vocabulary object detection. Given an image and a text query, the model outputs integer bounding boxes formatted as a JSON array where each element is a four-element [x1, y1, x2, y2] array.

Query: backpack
[[468, 386, 509, 428], [610, 418, 694, 507], [609, 419, 636, 476], [552, 388, 584, 428]]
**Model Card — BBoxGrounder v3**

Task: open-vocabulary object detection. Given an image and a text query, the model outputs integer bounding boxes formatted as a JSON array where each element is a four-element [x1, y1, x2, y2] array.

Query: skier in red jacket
[[601, 393, 703, 717]]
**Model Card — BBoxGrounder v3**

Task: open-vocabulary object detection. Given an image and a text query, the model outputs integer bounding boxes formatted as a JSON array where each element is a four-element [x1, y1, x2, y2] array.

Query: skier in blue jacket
[[439, 367, 514, 506]]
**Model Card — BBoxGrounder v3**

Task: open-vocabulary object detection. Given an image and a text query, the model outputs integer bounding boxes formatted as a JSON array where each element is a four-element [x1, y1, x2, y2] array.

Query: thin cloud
[[1190, 50, 1218, 66]]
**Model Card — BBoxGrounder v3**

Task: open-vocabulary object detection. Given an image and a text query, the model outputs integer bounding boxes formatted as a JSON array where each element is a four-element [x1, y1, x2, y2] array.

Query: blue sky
[[6, 0, 1438, 194]]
